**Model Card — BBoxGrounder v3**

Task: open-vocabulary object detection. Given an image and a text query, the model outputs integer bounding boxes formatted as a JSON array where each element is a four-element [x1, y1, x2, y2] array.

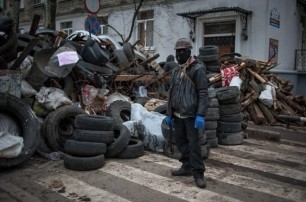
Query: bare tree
[[44, 0, 57, 29], [7, 0, 20, 32], [105, 0, 144, 43]]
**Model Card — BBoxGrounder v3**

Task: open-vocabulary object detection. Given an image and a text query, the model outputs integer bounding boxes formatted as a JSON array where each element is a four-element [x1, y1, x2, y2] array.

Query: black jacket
[[167, 58, 208, 118]]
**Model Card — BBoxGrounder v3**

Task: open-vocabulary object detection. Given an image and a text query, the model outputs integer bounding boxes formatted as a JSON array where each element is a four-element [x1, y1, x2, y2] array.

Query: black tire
[[207, 137, 218, 148], [206, 129, 217, 139], [153, 104, 168, 115], [64, 153, 105, 171], [218, 95, 240, 104], [74, 129, 115, 145], [44, 105, 85, 152], [114, 49, 129, 68], [116, 139, 144, 159], [216, 86, 240, 101], [218, 131, 244, 145], [208, 98, 219, 108], [198, 54, 219, 62], [105, 62, 120, 72], [220, 112, 243, 122], [106, 100, 131, 124], [199, 45, 219, 56], [123, 42, 135, 61], [64, 139, 107, 157], [75, 114, 114, 131], [0, 93, 40, 168], [217, 121, 241, 133], [205, 121, 217, 130], [219, 103, 241, 116], [208, 88, 217, 98], [206, 108, 220, 121], [105, 124, 131, 158]]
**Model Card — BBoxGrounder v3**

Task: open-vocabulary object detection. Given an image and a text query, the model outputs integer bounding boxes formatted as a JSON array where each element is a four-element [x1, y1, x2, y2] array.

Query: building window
[[34, 0, 44, 5], [137, 10, 154, 48], [60, 21, 73, 35], [203, 21, 236, 56], [20, 0, 24, 9], [98, 16, 108, 35]]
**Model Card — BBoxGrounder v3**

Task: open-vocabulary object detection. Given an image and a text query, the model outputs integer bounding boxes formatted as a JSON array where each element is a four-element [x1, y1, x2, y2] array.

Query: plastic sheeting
[[123, 103, 166, 153], [0, 113, 24, 158]]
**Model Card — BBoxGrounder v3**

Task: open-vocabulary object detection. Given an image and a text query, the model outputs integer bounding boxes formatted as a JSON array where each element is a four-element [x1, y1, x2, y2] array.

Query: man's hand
[[165, 116, 173, 127], [195, 115, 205, 129]]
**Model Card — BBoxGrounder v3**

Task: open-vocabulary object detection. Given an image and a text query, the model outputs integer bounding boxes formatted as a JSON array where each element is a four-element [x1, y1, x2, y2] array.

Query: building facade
[[7, 0, 306, 95]]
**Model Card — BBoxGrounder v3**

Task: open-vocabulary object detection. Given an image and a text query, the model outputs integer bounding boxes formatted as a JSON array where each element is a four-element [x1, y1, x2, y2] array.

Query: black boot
[[171, 168, 192, 176], [194, 176, 206, 188]]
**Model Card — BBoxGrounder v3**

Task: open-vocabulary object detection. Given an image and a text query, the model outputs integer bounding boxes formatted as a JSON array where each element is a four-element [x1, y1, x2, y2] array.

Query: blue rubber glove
[[195, 115, 205, 129], [165, 115, 173, 127]]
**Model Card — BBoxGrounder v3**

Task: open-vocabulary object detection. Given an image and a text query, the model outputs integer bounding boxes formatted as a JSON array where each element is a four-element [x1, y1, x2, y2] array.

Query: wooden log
[[209, 62, 246, 83], [241, 91, 256, 102], [257, 100, 277, 125], [241, 92, 259, 110], [246, 104, 263, 125], [249, 80, 260, 93], [254, 102, 267, 124], [247, 68, 278, 89], [276, 90, 306, 114]]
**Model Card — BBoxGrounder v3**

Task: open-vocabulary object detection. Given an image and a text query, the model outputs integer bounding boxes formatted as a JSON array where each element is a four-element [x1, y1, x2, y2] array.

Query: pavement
[[246, 122, 306, 143]]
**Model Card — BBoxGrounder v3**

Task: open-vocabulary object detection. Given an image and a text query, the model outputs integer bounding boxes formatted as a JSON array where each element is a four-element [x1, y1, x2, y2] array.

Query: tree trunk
[[44, 0, 57, 29], [7, 0, 20, 33]]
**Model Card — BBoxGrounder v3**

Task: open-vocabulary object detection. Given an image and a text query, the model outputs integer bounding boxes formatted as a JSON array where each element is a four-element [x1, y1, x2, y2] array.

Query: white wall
[[18, 0, 303, 71]]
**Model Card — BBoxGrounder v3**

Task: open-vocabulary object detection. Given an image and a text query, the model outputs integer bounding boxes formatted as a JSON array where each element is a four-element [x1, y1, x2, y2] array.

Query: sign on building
[[270, 8, 280, 28]]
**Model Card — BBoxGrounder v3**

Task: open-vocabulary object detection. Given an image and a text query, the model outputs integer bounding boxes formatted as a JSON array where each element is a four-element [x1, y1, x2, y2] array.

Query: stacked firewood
[[209, 58, 306, 127]]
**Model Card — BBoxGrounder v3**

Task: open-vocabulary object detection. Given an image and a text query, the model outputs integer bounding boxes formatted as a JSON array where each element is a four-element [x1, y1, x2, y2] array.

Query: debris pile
[[208, 57, 306, 127]]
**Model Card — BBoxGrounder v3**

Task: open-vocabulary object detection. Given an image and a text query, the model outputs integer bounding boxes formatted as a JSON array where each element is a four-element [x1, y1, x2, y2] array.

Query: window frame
[[60, 21, 73, 36], [136, 10, 154, 49], [34, 0, 44, 5]]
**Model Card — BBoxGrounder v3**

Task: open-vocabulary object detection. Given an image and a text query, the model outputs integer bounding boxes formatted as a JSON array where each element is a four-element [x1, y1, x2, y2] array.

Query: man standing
[[166, 38, 208, 188]]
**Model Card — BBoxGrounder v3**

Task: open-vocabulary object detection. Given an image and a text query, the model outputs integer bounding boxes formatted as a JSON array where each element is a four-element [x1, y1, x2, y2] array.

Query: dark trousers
[[173, 116, 205, 177]]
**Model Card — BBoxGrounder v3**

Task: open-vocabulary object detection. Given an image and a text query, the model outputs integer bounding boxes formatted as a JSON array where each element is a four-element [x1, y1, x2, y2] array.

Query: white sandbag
[[36, 87, 72, 110], [0, 131, 24, 158]]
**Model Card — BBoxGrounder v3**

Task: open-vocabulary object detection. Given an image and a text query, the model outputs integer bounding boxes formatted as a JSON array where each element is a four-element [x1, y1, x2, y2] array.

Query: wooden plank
[[114, 74, 154, 81]]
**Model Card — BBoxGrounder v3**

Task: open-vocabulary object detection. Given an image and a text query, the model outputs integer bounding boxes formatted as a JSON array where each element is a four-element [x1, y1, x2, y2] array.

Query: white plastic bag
[[259, 85, 274, 108], [229, 76, 243, 89], [36, 87, 72, 110]]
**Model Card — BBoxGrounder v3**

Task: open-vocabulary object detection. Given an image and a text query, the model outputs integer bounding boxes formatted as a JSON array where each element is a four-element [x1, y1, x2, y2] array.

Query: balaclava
[[176, 48, 191, 65]]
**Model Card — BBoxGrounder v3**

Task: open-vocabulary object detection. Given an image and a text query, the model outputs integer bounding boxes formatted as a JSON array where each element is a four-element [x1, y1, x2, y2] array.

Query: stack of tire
[[215, 86, 244, 145], [204, 87, 220, 148], [198, 45, 222, 88], [63, 113, 144, 171]]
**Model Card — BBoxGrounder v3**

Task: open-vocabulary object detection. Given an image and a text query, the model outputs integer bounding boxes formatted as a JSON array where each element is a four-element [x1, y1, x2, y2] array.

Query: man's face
[[175, 48, 191, 65]]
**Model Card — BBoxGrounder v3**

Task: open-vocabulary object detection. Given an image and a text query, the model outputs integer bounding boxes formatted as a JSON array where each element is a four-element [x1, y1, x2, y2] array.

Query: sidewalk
[[245, 122, 306, 143]]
